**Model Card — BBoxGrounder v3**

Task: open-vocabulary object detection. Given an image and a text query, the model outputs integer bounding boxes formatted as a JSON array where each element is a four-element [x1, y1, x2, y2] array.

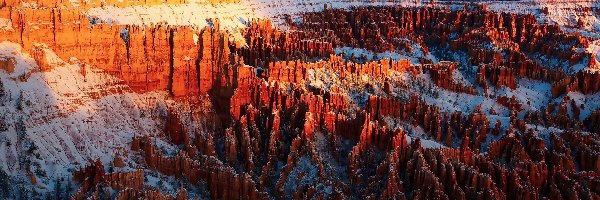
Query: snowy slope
[[0, 42, 169, 189]]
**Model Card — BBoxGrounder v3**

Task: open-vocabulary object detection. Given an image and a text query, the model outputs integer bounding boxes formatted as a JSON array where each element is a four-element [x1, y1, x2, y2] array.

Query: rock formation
[[0, 2, 598, 200]]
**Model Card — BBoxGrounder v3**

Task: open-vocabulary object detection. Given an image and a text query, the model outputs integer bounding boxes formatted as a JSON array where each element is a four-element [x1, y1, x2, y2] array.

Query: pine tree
[[16, 91, 23, 111], [0, 170, 10, 199], [109, 162, 114, 173], [54, 178, 62, 200], [31, 188, 39, 199], [65, 178, 72, 198], [0, 79, 4, 100], [98, 186, 107, 199], [0, 116, 6, 132], [16, 117, 25, 140], [16, 117, 32, 169]]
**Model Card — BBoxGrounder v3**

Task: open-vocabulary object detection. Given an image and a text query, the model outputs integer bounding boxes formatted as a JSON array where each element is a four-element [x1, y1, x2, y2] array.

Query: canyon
[[0, 0, 599, 199]]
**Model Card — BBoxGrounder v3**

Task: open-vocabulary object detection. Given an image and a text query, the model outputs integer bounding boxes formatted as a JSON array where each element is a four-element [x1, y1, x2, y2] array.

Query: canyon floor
[[0, 0, 599, 199]]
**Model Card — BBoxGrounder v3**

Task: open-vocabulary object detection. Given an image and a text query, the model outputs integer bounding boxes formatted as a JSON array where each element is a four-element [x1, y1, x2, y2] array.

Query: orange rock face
[[0, 8, 240, 98]]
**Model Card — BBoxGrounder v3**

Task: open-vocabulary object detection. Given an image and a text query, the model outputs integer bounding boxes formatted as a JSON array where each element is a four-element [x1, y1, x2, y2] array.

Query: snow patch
[[0, 42, 169, 191], [0, 18, 13, 31]]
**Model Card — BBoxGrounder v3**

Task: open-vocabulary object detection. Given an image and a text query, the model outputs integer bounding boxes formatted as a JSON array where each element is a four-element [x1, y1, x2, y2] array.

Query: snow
[[525, 123, 564, 148], [405, 132, 445, 149], [334, 40, 437, 64], [86, 0, 424, 43], [538, 0, 600, 32], [307, 68, 336, 91], [120, 28, 130, 45], [484, 0, 600, 33], [282, 156, 319, 198], [0, 42, 38, 78], [306, 67, 389, 109], [451, 69, 473, 87], [566, 91, 600, 120], [335, 47, 418, 64], [407, 76, 551, 122], [4, 0, 600, 195], [382, 117, 447, 149], [87, 3, 253, 29], [586, 39, 600, 72], [87, 3, 255, 42], [144, 171, 179, 194], [19, 2, 39, 9], [0, 18, 13, 32], [497, 78, 553, 112], [401, 73, 485, 114], [407, 135, 445, 149], [0, 42, 169, 189], [417, 76, 552, 115], [312, 132, 349, 183], [529, 52, 588, 75]]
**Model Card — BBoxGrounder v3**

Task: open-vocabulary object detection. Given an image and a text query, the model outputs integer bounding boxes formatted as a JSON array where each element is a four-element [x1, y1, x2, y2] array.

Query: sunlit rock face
[[0, 0, 599, 199]]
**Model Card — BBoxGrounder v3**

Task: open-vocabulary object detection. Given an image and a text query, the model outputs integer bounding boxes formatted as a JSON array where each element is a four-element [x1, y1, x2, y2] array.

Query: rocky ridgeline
[[0, 0, 240, 8]]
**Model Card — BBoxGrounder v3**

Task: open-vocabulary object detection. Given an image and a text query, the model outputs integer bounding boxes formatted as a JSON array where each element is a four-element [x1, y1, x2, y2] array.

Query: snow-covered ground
[[334, 43, 438, 64], [484, 0, 600, 30], [492, 0, 600, 73], [86, 0, 424, 42], [0, 41, 169, 190], [566, 91, 600, 120], [586, 39, 600, 71]]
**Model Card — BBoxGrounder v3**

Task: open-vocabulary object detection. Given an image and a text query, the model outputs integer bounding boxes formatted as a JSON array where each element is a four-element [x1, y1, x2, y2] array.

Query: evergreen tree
[[31, 188, 39, 199], [0, 79, 5, 102], [16, 91, 23, 111], [17, 185, 29, 200], [65, 179, 72, 198], [0, 116, 7, 132], [54, 178, 62, 200], [16, 117, 26, 140], [108, 162, 114, 173], [98, 185, 107, 200], [0, 170, 10, 199]]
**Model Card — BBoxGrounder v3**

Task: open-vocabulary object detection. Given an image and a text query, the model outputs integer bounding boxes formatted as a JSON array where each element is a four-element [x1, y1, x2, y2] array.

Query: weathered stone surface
[[2, 3, 596, 200]]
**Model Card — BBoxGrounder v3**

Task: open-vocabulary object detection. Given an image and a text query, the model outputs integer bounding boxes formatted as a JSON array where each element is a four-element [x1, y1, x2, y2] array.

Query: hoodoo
[[0, 0, 598, 199]]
